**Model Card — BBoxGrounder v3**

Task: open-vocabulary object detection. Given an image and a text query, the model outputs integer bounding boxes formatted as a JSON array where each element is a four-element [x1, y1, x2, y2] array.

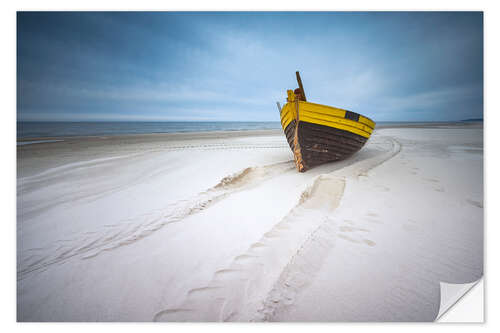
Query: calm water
[[17, 121, 283, 139], [17, 120, 478, 139]]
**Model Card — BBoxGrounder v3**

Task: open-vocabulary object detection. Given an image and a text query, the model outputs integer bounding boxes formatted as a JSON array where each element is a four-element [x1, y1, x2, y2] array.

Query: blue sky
[[17, 12, 483, 122]]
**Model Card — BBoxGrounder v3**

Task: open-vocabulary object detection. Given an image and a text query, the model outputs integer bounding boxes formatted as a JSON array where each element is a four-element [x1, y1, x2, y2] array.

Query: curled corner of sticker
[[436, 277, 483, 321]]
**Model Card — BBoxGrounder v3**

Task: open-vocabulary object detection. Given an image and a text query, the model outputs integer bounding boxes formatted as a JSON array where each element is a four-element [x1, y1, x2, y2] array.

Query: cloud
[[17, 12, 483, 122], [375, 84, 483, 112]]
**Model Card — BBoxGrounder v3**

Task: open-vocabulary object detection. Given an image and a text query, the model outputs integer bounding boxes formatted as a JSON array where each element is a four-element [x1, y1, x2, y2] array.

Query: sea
[[17, 121, 283, 139], [17, 120, 481, 139]]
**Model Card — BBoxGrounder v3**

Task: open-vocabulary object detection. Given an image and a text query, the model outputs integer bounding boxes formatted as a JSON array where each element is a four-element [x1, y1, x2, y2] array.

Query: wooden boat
[[278, 72, 375, 172]]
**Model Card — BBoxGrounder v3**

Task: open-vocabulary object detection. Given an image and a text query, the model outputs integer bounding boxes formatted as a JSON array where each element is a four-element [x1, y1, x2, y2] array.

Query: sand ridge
[[18, 161, 295, 281]]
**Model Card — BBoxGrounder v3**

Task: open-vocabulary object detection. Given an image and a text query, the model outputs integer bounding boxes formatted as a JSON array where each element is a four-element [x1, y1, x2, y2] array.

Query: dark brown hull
[[284, 120, 368, 171]]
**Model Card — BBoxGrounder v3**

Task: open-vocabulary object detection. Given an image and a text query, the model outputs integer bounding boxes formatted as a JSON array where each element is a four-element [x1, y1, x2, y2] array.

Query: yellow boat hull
[[280, 98, 375, 172]]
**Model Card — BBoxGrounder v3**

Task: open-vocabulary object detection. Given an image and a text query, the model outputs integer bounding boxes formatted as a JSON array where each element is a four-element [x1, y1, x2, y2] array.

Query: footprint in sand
[[338, 234, 360, 243], [338, 234, 376, 247], [466, 199, 483, 208], [358, 174, 370, 182], [365, 212, 382, 224], [339, 225, 370, 233], [363, 239, 376, 247], [338, 224, 374, 247]]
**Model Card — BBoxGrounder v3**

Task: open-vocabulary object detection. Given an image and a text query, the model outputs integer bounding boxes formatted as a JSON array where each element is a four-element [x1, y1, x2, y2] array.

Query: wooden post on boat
[[276, 101, 282, 114], [296, 71, 307, 102], [293, 71, 306, 172]]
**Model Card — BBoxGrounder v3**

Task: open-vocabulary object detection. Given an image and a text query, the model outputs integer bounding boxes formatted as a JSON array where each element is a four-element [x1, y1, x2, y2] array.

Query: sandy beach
[[17, 123, 483, 322]]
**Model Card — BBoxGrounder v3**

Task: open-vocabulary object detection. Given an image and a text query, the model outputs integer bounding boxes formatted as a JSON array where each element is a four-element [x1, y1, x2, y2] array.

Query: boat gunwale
[[280, 101, 375, 130], [299, 101, 375, 131], [299, 115, 372, 138], [280, 102, 374, 139], [297, 100, 376, 129]]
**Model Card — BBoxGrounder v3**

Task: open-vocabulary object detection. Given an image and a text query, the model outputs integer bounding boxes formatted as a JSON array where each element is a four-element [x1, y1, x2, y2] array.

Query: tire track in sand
[[18, 160, 295, 281], [153, 137, 401, 322]]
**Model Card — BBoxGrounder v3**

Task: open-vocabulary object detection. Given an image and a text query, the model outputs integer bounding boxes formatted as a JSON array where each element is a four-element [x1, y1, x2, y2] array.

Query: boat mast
[[296, 71, 307, 102]]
